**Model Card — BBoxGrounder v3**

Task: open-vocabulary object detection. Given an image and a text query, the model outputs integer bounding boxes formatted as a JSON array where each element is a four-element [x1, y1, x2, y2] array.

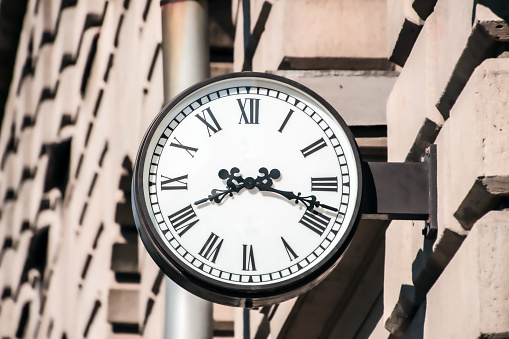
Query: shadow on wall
[[473, 0, 509, 23]]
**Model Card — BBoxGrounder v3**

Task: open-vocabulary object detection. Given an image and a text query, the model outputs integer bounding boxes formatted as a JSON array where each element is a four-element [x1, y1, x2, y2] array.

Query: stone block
[[387, 0, 423, 66], [432, 1, 509, 120], [108, 288, 140, 325], [111, 243, 139, 274], [424, 211, 509, 339], [234, 0, 389, 72], [388, 2, 509, 161], [387, 19, 444, 162], [272, 70, 397, 127], [436, 58, 509, 232], [383, 220, 414, 333]]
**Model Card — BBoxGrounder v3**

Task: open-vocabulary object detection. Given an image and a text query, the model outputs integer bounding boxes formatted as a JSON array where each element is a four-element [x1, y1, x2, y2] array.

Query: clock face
[[132, 73, 362, 307]]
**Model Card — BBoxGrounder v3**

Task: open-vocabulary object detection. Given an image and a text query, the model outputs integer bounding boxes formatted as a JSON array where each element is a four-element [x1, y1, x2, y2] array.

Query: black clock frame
[[132, 72, 364, 308]]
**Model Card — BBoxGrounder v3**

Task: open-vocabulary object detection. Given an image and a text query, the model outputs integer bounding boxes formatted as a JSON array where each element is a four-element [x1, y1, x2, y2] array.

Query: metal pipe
[[160, 1, 213, 338]]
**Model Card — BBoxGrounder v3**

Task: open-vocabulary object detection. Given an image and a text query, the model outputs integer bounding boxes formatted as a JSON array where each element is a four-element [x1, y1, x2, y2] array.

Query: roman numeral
[[278, 109, 294, 133], [160, 174, 188, 190], [196, 107, 222, 136], [237, 98, 260, 124], [168, 204, 199, 237], [199, 232, 223, 263], [299, 209, 330, 236], [242, 244, 257, 271], [170, 138, 198, 157], [281, 237, 298, 261], [301, 138, 327, 158], [311, 177, 338, 192]]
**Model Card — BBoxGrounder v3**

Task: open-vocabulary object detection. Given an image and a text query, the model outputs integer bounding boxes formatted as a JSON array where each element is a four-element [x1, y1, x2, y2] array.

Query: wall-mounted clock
[[132, 72, 363, 307]]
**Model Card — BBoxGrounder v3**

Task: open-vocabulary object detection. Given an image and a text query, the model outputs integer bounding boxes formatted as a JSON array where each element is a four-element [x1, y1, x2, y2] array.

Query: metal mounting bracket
[[361, 144, 438, 239]]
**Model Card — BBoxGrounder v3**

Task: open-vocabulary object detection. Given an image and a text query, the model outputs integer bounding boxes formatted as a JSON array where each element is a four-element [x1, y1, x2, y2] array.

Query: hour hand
[[194, 168, 244, 205]]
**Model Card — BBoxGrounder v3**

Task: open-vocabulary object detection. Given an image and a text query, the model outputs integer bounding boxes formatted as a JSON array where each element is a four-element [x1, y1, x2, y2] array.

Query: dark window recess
[[119, 156, 133, 193], [151, 270, 164, 295], [143, 298, 155, 328], [88, 173, 98, 197], [147, 43, 161, 81], [115, 272, 141, 284], [210, 46, 233, 63], [83, 300, 101, 337], [21, 221, 30, 231], [44, 139, 71, 197], [40, 81, 59, 102], [92, 224, 104, 249], [93, 89, 104, 117], [79, 203, 88, 225], [21, 115, 34, 129], [60, 53, 75, 71], [15, 302, 30, 338], [75, 153, 84, 179], [114, 15, 124, 47], [2, 124, 18, 170], [1, 287, 12, 299], [83, 2, 108, 31], [142, 0, 151, 21], [21, 166, 35, 181], [20, 226, 49, 284], [60, 0, 77, 10], [5, 189, 16, 201], [2, 237, 13, 250], [103, 53, 114, 82], [80, 34, 99, 97], [59, 114, 74, 129], [39, 198, 50, 211], [349, 125, 388, 138], [81, 254, 92, 279], [112, 324, 139, 334], [84, 122, 93, 146], [47, 319, 54, 337], [99, 142, 108, 167]]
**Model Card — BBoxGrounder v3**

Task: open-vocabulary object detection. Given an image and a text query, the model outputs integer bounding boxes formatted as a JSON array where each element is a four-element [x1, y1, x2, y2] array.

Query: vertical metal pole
[[160, 1, 213, 339]]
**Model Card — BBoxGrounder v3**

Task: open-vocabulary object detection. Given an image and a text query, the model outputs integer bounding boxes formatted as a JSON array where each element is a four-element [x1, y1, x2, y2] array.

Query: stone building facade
[[0, 0, 508, 339]]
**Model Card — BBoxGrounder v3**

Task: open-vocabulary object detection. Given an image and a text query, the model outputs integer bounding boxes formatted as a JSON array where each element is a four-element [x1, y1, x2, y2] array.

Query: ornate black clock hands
[[194, 167, 338, 213]]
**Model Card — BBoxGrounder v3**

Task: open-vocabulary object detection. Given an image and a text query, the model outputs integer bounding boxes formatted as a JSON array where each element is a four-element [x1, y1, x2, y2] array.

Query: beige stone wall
[[0, 0, 233, 338], [383, 0, 509, 338]]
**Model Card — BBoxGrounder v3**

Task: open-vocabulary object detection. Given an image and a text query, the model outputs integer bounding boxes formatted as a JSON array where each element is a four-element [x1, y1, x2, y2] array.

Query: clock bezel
[[132, 72, 363, 307]]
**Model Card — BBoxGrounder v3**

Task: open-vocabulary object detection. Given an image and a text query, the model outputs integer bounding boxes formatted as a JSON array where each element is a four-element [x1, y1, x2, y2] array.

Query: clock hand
[[254, 167, 338, 212], [194, 167, 338, 213], [194, 168, 245, 205], [255, 182, 338, 212]]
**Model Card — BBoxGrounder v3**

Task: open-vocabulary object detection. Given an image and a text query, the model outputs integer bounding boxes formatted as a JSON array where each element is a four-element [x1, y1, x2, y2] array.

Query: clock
[[132, 72, 363, 307]]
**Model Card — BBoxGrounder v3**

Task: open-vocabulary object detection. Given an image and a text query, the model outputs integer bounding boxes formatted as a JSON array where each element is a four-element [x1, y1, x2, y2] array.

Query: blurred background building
[[0, 0, 507, 338]]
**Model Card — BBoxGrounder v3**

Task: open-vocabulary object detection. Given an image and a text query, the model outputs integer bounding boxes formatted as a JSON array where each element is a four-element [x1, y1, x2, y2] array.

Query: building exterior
[[0, 0, 507, 339]]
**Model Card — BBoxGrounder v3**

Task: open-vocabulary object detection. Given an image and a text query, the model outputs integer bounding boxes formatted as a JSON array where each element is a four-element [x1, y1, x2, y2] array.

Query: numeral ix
[[160, 174, 188, 190]]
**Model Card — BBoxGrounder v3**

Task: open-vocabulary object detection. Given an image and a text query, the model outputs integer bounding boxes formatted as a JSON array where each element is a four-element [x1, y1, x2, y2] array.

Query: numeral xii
[[237, 98, 260, 124]]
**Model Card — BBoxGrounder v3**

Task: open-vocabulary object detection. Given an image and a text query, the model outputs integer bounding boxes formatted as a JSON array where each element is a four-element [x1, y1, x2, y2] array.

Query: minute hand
[[255, 183, 338, 212]]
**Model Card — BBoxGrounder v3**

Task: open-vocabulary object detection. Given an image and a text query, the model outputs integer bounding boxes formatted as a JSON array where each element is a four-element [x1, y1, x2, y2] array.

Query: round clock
[[132, 72, 363, 307]]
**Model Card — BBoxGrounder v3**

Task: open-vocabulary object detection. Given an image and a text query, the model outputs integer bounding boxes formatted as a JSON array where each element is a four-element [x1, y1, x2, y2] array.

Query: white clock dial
[[133, 73, 362, 307]]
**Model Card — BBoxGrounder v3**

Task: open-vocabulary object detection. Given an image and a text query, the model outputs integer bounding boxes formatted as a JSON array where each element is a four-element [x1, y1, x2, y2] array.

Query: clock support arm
[[361, 145, 437, 239]]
